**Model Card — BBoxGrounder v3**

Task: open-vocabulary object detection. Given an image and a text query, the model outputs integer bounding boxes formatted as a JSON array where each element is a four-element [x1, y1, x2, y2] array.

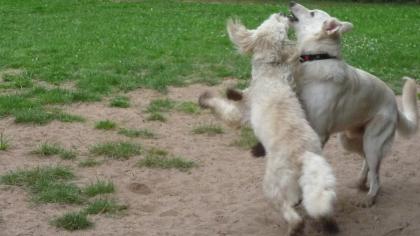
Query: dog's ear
[[322, 18, 353, 36], [227, 19, 255, 54]]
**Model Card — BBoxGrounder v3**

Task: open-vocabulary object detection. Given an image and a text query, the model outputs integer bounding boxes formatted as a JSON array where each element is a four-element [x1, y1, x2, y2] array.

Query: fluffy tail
[[397, 77, 418, 138], [299, 151, 336, 220]]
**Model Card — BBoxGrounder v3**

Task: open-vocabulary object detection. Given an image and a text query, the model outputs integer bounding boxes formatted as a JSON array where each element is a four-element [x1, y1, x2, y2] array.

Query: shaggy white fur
[[200, 14, 338, 235], [289, 2, 418, 207]]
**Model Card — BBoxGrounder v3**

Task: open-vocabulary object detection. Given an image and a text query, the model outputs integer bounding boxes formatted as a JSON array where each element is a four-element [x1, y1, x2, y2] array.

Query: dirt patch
[[128, 182, 152, 195], [0, 82, 419, 236]]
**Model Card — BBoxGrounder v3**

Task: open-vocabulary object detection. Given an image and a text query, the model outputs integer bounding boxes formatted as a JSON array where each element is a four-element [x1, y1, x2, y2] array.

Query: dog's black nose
[[289, 1, 296, 7]]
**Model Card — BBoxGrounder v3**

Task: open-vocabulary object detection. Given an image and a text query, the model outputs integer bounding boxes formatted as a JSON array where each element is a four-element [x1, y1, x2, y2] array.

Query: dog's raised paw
[[198, 91, 213, 108], [251, 142, 266, 158], [226, 88, 243, 101]]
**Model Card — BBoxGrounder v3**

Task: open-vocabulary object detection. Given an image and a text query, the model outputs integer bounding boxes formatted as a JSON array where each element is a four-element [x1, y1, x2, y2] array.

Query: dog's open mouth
[[288, 12, 298, 22]]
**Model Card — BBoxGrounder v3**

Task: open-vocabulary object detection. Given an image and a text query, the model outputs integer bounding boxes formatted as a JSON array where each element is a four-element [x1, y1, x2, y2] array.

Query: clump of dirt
[[128, 182, 152, 195]]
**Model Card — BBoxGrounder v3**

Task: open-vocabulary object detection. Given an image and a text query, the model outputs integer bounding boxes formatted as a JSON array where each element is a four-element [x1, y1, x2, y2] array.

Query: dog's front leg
[[198, 90, 247, 128]]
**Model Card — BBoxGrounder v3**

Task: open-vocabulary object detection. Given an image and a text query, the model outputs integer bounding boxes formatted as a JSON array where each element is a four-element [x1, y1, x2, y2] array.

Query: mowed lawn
[[0, 0, 419, 124]]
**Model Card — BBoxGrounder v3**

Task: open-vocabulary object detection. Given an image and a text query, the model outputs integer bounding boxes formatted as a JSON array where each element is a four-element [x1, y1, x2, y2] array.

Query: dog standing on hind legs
[[200, 14, 339, 235], [288, 2, 418, 207]]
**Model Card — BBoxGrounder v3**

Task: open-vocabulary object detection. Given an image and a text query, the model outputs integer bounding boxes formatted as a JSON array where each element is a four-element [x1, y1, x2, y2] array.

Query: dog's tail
[[397, 77, 418, 138], [300, 151, 339, 233]]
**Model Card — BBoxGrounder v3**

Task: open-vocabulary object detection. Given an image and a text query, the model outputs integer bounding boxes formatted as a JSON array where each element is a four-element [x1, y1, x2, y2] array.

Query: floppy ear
[[227, 19, 255, 54], [323, 18, 353, 36]]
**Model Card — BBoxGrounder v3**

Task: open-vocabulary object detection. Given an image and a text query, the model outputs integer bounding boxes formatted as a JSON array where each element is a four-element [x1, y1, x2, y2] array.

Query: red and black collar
[[299, 53, 337, 63]]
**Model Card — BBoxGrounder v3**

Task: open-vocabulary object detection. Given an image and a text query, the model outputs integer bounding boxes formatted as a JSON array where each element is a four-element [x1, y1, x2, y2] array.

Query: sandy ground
[[0, 81, 419, 236]]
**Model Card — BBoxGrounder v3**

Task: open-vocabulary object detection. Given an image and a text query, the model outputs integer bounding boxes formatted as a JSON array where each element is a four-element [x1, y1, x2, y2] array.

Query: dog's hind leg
[[263, 159, 303, 236], [338, 130, 369, 191], [282, 204, 305, 236], [360, 116, 396, 207]]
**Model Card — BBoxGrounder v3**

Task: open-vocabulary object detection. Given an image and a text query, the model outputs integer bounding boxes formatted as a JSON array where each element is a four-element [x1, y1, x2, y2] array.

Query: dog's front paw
[[198, 91, 214, 109], [226, 88, 243, 101]]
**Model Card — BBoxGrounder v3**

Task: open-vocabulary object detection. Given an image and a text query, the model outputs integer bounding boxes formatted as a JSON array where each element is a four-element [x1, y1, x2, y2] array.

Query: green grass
[[138, 148, 196, 171], [232, 127, 258, 149], [95, 120, 117, 130], [32, 143, 77, 160], [83, 180, 115, 198], [192, 124, 224, 135], [0, 166, 84, 204], [90, 141, 141, 160], [0, 1, 417, 124], [52, 212, 93, 231], [145, 99, 201, 117], [0, 72, 34, 89], [118, 128, 156, 139], [1, 165, 125, 230], [0, 133, 10, 151], [110, 96, 130, 108], [146, 99, 176, 113], [78, 159, 102, 167], [34, 182, 84, 204], [175, 101, 201, 114], [13, 108, 84, 125], [146, 112, 166, 122], [84, 199, 127, 215]]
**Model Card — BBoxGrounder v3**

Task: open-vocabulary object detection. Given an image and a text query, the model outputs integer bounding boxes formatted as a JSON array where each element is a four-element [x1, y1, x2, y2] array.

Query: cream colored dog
[[200, 14, 338, 236], [289, 2, 418, 207]]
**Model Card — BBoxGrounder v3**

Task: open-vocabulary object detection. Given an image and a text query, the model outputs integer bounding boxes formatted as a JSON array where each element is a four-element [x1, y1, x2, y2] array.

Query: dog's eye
[[310, 11, 315, 17]]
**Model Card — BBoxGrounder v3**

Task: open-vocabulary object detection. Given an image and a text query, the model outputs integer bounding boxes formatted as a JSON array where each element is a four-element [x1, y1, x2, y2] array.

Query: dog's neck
[[298, 36, 342, 59], [251, 54, 290, 81], [249, 50, 293, 90]]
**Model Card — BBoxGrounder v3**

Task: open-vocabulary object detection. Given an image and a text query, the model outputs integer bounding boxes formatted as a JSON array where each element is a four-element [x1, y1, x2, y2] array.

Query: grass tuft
[[84, 199, 127, 215], [1, 73, 33, 89], [78, 159, 102, 168], [192, 124, 224, 135], [175, 101, 201, 114], [0, 133, 10, 151], [0, 166, 83, 204], [110, 96, 130, 108], [90, 142, 141, 160], [52, 212, 93, 231], [232, 127, 258, 149], [83, 180, 115, 198], [146, 99, 175, 113], [95, 120, 117, 130], [138, 148, 196, 171], [32, 143, 63, 156], [0, 166, 74, 186], [13, 108, 84, 125], [32, 143, 76, 160], [34, 182, 84, 204], [146, 112, 166, 122], [118, 128, 156, 139]]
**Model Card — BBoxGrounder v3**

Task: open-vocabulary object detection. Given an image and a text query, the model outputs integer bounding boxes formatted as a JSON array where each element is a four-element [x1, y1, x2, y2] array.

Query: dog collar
[[299, 53, 337, 63]]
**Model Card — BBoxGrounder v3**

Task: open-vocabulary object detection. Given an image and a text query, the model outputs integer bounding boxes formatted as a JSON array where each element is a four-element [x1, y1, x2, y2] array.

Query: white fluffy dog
[[200, 14, 338, 235], [289, 2, 418, 207]]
